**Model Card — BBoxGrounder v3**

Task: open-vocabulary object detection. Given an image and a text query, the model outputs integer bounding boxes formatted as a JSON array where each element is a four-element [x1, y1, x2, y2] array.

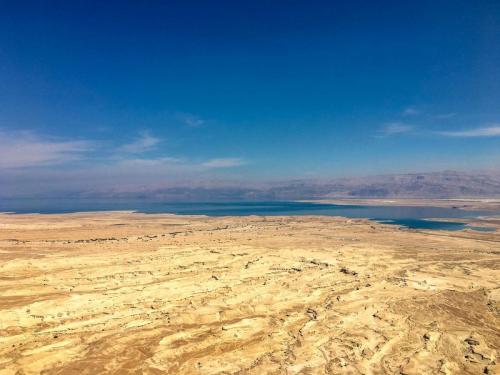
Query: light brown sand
[[0, 212, 499, 374]]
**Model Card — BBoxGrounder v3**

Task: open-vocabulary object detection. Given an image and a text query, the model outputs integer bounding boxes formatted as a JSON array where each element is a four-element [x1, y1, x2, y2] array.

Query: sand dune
[[0, 212, 498, 374]]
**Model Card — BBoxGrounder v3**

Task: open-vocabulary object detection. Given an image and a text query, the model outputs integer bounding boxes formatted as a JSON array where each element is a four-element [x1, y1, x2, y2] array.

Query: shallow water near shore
[[2, 199, 498, 231]]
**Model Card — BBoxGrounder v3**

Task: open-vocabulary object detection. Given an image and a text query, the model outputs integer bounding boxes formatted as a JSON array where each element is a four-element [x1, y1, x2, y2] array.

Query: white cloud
[[115, 157, 182, 167], [0, 130, 93, 169], [438, 125, 500, 137], [0, 155, 248, 197], [201, 158, 245, 168], [379, 122, 414, 136], [0, 129, 247, 197], [403, 107, 420, 116], [176, 112, 205, 128], [118, 132, 161, 153]]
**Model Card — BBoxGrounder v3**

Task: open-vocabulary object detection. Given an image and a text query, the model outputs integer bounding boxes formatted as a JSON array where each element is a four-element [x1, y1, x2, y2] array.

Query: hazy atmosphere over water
[[1, 1, 499, 198]]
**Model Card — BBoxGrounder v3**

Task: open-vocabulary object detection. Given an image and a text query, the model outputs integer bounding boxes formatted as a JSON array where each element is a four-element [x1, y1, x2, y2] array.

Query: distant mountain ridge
[[91, 170, 500, 200], [320, 170, 500, 199]]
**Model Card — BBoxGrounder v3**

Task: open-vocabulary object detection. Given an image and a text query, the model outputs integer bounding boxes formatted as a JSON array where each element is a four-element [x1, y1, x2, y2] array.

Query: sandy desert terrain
[[0, 211, 499, 374]]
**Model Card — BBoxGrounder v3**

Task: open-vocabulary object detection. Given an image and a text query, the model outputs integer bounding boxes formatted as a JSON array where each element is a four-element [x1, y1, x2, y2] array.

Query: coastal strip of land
[[302, 198, 500, 211], [0, 211, 499, 374]]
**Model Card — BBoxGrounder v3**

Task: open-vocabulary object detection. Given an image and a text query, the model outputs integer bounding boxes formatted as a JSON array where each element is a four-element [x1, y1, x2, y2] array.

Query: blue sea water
[[0, 199, 497, 232]]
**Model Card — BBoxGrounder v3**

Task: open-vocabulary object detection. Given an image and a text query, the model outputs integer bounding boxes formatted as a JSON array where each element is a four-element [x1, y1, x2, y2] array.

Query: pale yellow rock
[[0, 211, 498, 374]]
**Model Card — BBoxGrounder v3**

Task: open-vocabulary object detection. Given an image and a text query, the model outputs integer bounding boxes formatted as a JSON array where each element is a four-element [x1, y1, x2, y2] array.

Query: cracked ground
[[0, 212, 499, 374]]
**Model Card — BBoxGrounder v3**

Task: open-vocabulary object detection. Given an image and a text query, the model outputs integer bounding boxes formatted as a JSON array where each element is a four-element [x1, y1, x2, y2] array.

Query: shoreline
[[301, 197, 500, 211], [1, 198, 500, 233]]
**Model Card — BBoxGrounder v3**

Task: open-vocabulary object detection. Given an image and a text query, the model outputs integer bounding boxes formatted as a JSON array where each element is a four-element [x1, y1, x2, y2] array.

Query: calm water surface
[[0, 199, 497, 232]]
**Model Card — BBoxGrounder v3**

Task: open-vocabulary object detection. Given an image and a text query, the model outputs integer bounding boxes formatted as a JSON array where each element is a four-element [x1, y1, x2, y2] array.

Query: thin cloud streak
[[438, 125, 500, 137], [378, 122, 414, 136], [0, 130, 93, 169], [175, 112, 205, 128], [0, 130, 247, 174], [118, 132, 161, 153], [402, 107, 420, 116], [201, 158, 246, 168]]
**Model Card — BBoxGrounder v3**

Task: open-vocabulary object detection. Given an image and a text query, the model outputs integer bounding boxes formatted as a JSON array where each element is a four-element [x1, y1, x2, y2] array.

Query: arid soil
[[0, 212, 499, 374]]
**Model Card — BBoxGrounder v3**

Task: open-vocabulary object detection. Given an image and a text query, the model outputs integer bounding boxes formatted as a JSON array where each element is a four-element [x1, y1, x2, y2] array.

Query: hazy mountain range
[[79, 170, 500, 201]]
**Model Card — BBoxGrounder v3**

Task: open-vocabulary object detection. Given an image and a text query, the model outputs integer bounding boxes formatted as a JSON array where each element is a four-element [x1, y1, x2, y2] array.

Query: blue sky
[[1, 1, 499, 195]]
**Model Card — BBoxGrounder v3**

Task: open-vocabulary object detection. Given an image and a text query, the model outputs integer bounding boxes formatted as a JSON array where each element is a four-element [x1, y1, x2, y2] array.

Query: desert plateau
[[0, 210, 498, 374]]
